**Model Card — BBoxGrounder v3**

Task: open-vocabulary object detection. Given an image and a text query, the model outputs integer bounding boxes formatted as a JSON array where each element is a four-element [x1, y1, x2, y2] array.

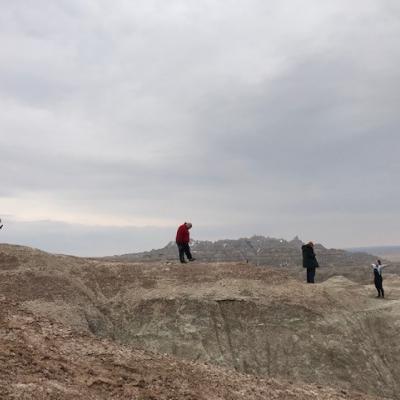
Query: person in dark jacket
[[302, 241, 319, 283], [176, 222, 195, 263], [371, 259, 388, 298]]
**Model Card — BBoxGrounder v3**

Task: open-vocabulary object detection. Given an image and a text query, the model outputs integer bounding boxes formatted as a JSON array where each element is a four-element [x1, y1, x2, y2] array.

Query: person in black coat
[[302, 241, 319, 283], [370, 259, 388, 298]]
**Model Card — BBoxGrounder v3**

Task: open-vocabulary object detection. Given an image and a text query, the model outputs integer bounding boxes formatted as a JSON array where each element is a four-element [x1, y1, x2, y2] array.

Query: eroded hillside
[[1, 296, 382, 400], [0, 244, 399, 399]]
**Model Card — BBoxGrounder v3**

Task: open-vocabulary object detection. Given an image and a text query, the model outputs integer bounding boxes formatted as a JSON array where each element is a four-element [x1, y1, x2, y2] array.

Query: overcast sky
[[1, 0, 399, 256]]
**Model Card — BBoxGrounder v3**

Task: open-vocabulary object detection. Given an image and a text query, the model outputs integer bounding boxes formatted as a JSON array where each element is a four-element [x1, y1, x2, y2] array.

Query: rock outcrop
[[108, 236, 376, 267]]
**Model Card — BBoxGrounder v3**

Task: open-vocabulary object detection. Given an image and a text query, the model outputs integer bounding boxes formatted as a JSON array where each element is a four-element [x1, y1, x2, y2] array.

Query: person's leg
[[183, 243, 194, 261], [310, 268, 315, 283], [307, 268, 314, 283], [177, 244, 186, 263], [374, 280, 381, 297]]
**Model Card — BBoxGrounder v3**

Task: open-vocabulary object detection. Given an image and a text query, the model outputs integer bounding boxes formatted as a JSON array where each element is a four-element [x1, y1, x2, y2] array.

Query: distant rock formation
[[106, 235, 376, 267]]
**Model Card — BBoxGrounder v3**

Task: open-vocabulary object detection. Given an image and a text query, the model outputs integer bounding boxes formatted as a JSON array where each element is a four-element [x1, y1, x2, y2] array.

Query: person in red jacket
[[176, 222, 195, 263]]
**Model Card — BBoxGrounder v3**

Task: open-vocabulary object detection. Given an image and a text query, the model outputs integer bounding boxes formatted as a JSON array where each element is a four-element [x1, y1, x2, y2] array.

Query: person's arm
[[313, 250, 319, 268]]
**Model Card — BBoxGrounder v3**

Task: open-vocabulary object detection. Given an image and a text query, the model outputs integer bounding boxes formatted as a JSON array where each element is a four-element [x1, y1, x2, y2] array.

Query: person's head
[[377, 259, 382, 265], [185, 222, 192, 229], [307, 241, 314, 247]]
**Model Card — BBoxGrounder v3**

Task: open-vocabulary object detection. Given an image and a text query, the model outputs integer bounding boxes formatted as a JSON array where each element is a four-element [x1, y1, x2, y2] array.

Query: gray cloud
[[1, 0, 399, 254]]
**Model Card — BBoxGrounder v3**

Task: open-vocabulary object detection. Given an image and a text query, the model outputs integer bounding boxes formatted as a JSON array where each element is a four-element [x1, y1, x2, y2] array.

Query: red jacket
[[176, 223, 190, 244]]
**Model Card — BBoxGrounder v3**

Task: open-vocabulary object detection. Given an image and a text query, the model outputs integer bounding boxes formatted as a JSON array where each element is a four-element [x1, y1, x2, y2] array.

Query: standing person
[[371, 259, 388, 298], [176, 222, 195, 263], [302, 241, 319, 283]]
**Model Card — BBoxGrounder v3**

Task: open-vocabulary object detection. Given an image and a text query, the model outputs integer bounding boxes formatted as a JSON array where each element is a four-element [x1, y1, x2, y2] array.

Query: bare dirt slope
[[1, 243, 399, 399], [0, 297, 377, 400]]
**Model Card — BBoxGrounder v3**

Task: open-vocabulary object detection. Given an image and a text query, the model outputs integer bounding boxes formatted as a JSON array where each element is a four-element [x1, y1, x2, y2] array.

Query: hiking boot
[[180, 260, 187, 264], [189, 258, 196, 262]]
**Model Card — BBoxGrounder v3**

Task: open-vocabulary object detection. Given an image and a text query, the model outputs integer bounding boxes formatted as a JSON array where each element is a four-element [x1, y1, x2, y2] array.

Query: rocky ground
[[0, 243, 399, 399]]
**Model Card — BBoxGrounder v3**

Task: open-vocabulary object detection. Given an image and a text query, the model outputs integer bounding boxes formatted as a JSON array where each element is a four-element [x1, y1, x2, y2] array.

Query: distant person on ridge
[[302, 241, 319, 283], [371, 259, 388, 298], [176, 222, 195, 263]]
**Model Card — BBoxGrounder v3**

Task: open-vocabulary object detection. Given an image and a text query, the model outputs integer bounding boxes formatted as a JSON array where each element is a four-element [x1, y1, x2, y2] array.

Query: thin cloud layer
[[1, 0, 399, 255]]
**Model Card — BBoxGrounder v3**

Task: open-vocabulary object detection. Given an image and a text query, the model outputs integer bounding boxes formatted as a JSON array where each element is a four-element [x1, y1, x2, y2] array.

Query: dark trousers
[[177, 243, 192, 262], [306, 267, 316, 283], [375, 278, 384, 297]]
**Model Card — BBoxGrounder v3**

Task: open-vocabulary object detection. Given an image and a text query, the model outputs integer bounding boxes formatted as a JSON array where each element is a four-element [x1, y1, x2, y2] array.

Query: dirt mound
[[0, 244, 399, 399]]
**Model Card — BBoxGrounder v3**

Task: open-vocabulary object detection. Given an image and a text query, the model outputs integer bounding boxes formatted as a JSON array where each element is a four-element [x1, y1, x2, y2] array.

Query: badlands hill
[[109, 235, 376, 267], [1, 243, 399, 399]]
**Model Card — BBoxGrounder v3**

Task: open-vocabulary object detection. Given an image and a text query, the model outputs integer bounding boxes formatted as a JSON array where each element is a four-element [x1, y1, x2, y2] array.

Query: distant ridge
[[348, 245, 400, 255], [348, 245, 400, 262], [106, 235, 376, 266]]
